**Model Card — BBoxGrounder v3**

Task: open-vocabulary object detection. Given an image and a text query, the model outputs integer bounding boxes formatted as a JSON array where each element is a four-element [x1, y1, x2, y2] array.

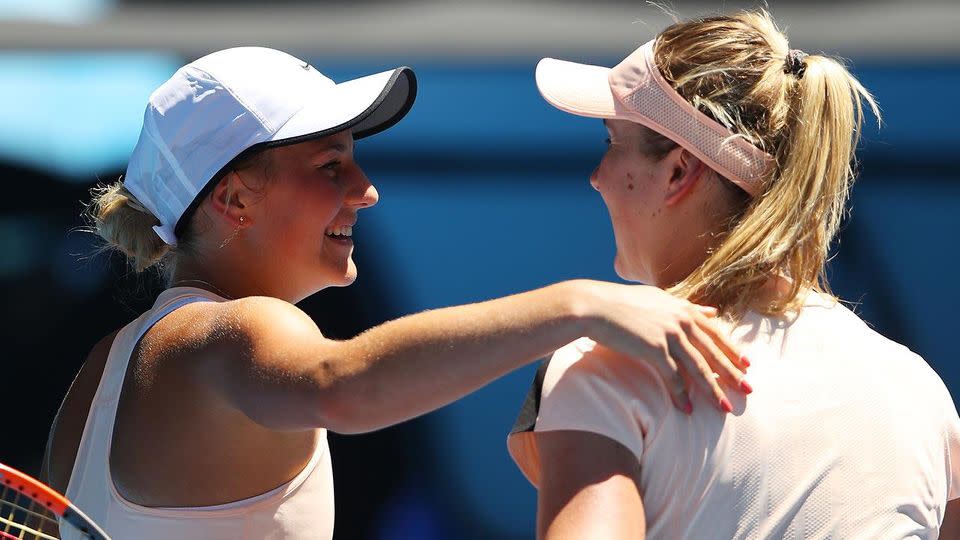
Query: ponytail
[[653, 10, 880, 314]]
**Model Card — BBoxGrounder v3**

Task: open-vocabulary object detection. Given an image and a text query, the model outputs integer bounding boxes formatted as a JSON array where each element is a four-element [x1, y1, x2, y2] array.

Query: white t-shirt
[[509, 292, 960, 539]]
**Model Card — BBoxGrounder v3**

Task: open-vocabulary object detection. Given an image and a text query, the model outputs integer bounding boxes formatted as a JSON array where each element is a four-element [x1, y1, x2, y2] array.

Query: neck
[[649, 182, 743, 289], [648, 228, 715, 289], [170, 255, 265, 301]]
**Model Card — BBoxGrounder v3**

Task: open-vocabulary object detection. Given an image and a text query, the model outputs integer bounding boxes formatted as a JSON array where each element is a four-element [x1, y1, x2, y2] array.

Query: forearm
[[317, 280, 592, 433]]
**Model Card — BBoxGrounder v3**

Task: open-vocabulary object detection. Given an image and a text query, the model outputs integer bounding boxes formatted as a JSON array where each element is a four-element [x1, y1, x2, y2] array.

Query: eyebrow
[[320, 142, 348, 153], [309, 142, 351, 159]]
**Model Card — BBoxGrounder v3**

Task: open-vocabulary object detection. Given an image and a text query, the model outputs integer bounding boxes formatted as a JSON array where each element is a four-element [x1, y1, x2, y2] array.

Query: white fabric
[[509, 292, 960, 539], [123, 47, 413, 246], [535, 40, 774, 196], [64, 287, 335, 540]]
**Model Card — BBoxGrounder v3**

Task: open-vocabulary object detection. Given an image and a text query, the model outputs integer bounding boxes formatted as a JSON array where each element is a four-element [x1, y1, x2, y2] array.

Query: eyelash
[[604, 138, 612, 145], [320, 160, 341, 172]]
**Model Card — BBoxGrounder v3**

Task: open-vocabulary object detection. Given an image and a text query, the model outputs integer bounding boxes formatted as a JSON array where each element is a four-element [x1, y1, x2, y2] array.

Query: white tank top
[[64, 286, 335, 540]]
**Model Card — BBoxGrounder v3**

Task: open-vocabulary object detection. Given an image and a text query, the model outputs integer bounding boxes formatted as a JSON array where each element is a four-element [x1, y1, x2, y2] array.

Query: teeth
[[325, 225, 353, 237]]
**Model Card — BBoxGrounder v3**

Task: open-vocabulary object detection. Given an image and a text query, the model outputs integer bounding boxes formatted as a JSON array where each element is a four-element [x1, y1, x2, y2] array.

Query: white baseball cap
[[122, 46, 417, 245]]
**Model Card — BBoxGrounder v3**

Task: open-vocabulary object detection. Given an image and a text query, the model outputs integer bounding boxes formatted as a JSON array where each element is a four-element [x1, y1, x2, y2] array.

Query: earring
[[219, 216, 245, 249]]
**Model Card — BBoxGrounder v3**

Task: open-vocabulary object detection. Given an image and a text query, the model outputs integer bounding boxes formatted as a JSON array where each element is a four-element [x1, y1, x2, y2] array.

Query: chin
[[334, 273, 358, 287], [613, 254, 636, 282], [614, 256, 650, 284], [316, 252, 359, 286], [330, 261, 359, 287]]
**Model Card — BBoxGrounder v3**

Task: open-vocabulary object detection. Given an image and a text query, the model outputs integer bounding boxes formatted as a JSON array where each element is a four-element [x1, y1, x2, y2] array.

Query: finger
[[648, 349, 693, 415], [689, 322, 750, 394], [669, 331, 733, 413], [693, 304, 718, 318], [692, 310, 749, 371]]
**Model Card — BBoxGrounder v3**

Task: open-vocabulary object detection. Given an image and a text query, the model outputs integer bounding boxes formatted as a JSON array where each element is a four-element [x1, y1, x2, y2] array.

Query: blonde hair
[[86, 181, 170, 273], [86, 147, 273, 274], [648, 10, 879, 315]]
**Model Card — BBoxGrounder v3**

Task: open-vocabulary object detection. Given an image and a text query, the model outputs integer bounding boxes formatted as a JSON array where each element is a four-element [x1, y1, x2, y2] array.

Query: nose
[[348, 166, 379, 209], [589, 165, 601, 192]]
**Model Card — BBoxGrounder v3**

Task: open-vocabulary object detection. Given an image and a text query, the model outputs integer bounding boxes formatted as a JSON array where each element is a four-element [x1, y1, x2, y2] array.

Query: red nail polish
[[740, 355, 751, 368], [683, 401, 693, 415], [740, 379, 753, 394], [720, 397, 733, 413]]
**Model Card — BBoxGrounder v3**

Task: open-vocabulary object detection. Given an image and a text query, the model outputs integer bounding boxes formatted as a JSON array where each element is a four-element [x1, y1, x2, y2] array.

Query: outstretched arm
[[192, 279, 747, 433]]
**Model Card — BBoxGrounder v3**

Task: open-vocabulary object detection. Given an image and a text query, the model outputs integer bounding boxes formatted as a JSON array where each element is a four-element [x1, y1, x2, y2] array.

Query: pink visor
[[535, 39, 773, 196]]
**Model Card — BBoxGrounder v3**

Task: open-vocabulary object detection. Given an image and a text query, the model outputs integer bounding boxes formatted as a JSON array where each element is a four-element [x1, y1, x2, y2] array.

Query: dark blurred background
[[1, 1, 958, 538]]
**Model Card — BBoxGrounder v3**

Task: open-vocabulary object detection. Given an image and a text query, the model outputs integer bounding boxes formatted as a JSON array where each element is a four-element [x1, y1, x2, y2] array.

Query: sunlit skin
[[172, 130, 375, 303], [535, 121, 752, 540], [594, 119, 741, 288], [44, 127, 752, 514]]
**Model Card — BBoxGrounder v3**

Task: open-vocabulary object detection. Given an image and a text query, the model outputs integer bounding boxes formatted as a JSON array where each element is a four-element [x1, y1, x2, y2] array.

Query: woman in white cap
[[43, 47, 749, 539], [508, 10, 960, 539]]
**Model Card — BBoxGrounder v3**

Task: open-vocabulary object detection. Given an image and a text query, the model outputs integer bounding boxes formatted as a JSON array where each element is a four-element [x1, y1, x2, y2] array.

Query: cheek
[[262, 181, 343, 244], [596, 150, 642, 194]]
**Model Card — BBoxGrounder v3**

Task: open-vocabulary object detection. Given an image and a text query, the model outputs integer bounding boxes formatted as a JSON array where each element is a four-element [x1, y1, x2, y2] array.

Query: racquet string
[[0, 481, 60, 540]]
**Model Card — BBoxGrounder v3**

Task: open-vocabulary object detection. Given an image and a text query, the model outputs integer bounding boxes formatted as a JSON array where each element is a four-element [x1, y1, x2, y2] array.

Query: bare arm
[[942, 499, 960, 539], [193, 279, 747, 433], [536, 430, 644, 539]]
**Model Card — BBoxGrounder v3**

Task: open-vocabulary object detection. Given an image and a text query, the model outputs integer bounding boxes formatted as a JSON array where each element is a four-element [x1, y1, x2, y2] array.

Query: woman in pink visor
[[508, 10, 960, 539], [42, 47, 748, 539]]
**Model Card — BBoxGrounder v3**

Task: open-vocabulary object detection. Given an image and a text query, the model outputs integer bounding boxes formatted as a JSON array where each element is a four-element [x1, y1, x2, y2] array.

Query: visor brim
[[535, 58, 616, 119]]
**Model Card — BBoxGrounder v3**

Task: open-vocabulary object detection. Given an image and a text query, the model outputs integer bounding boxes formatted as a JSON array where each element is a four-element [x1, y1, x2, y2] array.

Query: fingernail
[[740, 354, 751, 368], [739, 379, 753, 394], [719, 397, 733, 413], [683, 401, 693, 415]]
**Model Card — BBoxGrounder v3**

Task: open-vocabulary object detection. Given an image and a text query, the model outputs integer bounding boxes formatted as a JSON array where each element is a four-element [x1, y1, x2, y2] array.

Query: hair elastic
[[785, 49, 808, 78]]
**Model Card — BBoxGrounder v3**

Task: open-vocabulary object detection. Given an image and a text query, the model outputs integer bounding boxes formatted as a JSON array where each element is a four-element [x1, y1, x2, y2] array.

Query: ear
[[207, 171, 258, 227], [663, 148, 708, 207]]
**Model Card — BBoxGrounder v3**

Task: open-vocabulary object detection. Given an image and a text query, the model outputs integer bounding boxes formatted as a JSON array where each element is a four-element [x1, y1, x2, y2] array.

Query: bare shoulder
[[106, 295, 326, 505], [222, 295, 324, 344], [162, 295, 325, 370], [45, 329, 121, 492]]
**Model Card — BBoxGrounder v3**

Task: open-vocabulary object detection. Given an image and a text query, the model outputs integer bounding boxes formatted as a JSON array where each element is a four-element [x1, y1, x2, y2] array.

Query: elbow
[[308, 363, 382, 435], [312, 385, 380, 435]]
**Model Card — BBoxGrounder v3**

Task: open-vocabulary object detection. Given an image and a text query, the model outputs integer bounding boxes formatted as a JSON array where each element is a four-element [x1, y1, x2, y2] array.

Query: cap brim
[[270, 66, 417, 145], [535, 58, 616, 118]]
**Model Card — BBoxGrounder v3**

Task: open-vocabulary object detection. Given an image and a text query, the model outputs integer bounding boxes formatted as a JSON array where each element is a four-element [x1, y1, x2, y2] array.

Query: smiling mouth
[[325, 225, 354, 245], [325, 225, 353, 238]]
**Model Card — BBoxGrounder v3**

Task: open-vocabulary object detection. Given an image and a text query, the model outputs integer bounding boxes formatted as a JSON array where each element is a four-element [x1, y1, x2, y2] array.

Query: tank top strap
[[66, 287, 226, 503], [65, 287, 336, 539], [93, 287, 226, 405]]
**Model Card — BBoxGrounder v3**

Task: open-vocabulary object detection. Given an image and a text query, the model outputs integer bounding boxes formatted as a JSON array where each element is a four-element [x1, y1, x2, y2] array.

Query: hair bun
[[86, 181, 170, 272]]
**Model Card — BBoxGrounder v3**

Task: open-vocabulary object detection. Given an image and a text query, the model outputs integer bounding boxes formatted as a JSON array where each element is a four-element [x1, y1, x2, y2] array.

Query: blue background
[[0, 51, 957, 539]]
